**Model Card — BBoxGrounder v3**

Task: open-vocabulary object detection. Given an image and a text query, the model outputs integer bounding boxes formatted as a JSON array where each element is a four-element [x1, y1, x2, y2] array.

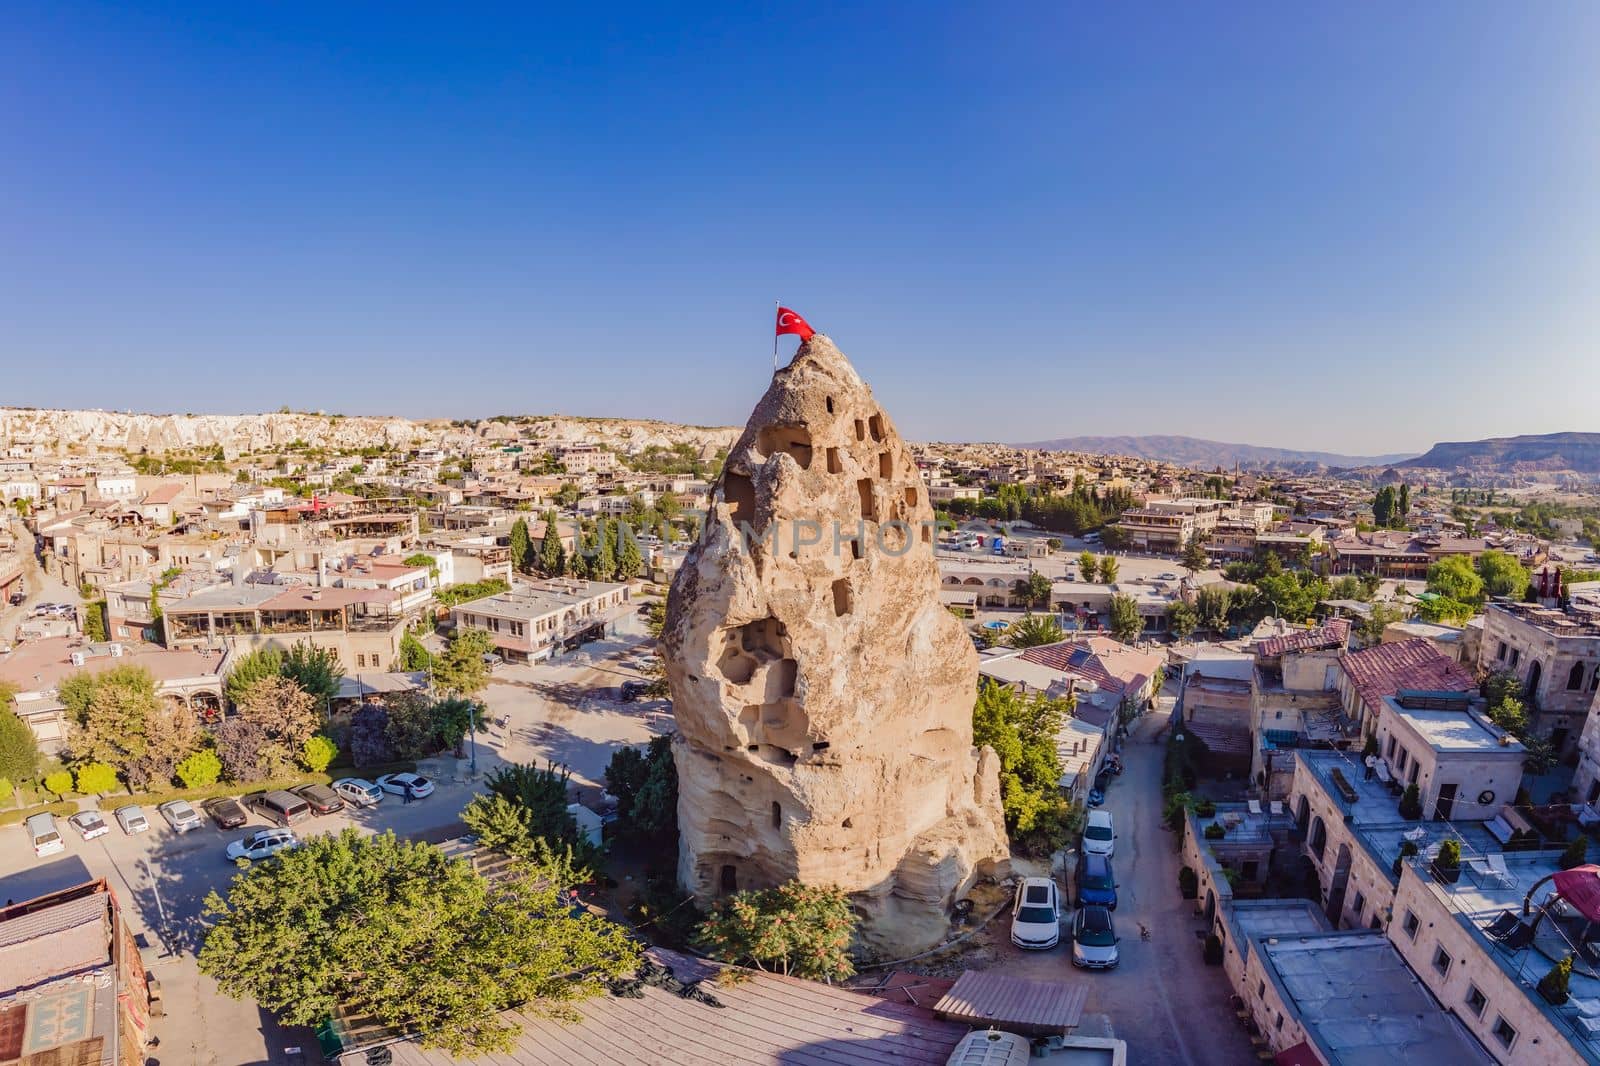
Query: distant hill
[[1397, 432, 1600, 473], [1017, 434, 1415, 471]]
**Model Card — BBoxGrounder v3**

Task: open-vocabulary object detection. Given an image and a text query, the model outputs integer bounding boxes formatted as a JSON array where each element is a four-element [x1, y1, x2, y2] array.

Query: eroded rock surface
[[664, 334, 1008, 956]]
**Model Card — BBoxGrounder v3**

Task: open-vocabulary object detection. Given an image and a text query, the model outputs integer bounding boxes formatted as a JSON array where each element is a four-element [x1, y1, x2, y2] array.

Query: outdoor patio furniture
[[1569, 996, 1600, 1019], [1269, 801, 1284, 817], [1248, 799, 1262, 816], [1495, 921, 1535, 952], [1576, 1014, 1600, 1040], [1483, 910, 1521, 941], [1484, 853, 1516, 888]]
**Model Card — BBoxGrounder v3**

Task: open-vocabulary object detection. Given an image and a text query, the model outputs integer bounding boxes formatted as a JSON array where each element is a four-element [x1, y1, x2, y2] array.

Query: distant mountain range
[[1396, 432, 1600, 474], [1017, 434, 1416, 471]]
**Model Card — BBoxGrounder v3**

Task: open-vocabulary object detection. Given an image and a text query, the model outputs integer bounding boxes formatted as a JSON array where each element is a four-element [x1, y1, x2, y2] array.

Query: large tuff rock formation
[[663, 334, 1009, 957]]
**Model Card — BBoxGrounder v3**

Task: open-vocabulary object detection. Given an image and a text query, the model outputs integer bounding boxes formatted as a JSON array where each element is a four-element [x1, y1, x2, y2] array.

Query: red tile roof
[[1338, 638, 1476, 711], [1256, 619, 1351, 659], [1020, 637, 1162, 697]]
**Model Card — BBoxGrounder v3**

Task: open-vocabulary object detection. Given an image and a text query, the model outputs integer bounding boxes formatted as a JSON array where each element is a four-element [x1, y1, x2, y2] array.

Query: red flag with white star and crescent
[[775, 306, 815, 341]]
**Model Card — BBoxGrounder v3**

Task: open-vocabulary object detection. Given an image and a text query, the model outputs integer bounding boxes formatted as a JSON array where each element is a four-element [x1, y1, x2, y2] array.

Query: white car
[[68, 811, 109, 840], [376, 772, 434, 799], [114, 805, 150, 835], [157, 799, 203, 833], [226, 828, 300, 863], [333, 778, 383, 808], [1071, 905, 1120, 969], [1009, 876, 1061, 950], [1083, 809, 1115, 857]]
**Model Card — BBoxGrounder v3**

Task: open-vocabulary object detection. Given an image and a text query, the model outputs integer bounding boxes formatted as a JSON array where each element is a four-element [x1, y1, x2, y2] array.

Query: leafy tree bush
[[176, 748, 223, 789], [1425, 556, 1484, 609], [431, 696, 485, 753], [616, 526, 643, 580], [43, 769, 74, 797], [1168, 602, 1198, 640], [1399, 784, 1422, 820], [461, 794, 591, 886], [300, 734, 337, 773], [224, 648, 284, 705], [198, 829, 639, 1055], [1195, 586, 1232, 632], [59, 665, 164, 775], [383, 692, 440, 760], [1078, 551, 1096, 579], [1181, 537, 1210, 573], [1539, 953, 1574, 1005], [75, 762, 119, 795], [0, 778, 11, 806], [349, 704, 394, 766], [435, 577, 510, 607], [212, 718, 271, 782], [972, 680, 1070, 853], [538, 509, 567, 575], [1560, 836, 1589, 871], [695, 881, 858, 980], [604, 735, 678, 851], [432, 629, 494, 696], [482, 762, 594, 857], [1108, 593, 1143, 642], [1005, 613, 1064, 649], [83, 600, 108, 642], [1178, 866, 1198, 899], [1476, 550, 1531, 600], [0, 708, 40, 784], [509, 517, 532, 573], [280, 641, 344, 708], [397, 630, 433, 672], [1097, 556, 1120, 584]]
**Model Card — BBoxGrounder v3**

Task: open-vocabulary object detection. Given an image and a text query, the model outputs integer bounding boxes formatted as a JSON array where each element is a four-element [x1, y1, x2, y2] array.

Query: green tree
[[1196, 586, 1232, 632], [1356, 602, 1406, 646], [300, 734, 337, 773], [1108, 593, 1143, 643], [280, 641, 344, 709], [176, 747, 223, 789], [1426, 556, 1484, 608], [616, 525, 643, 580], [556, 482, 582, 509], [1012, 571, 1052, 609], [431, 696, 485, 753], [695, 881, 858, 981], [1398, 482, 1411, 519], [1078, 551, 1096, 580], [1097, 556, 1119, 584], [509, 517, 532, 573], [1539, 953, 1574, 1006], [397, 630, 433, 672], [75, 761, 119, 795], [1475, 550, 1531, 600], [0, 706, 39, 785], [1005, 613, 1065, 649], [604, 735, 678, 849], [537, 510, 567, 575], [592, 520, 617, 581], [433, 628, 494, 696], [1168, 601, 1199, 640], [224, 647, 285, 705], [43, 769, 74, 797], [460, 795, 591, 886], [972, 680, 1069, 852], [83, 600, 108, 642], [60, 665, 162, 772], [198, 829, 639, 1056], [1181, 536, 1210, 573], [235, 675, 320, 754]]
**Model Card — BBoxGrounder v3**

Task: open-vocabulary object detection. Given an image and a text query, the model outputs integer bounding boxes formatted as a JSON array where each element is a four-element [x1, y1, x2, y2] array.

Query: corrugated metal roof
[[931, 971, 1086, 1037]]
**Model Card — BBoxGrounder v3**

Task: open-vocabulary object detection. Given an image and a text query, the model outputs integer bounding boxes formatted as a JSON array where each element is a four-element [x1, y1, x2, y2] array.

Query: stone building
[[663, 335, 1008, 955], [1478, 599, 1600, 758]]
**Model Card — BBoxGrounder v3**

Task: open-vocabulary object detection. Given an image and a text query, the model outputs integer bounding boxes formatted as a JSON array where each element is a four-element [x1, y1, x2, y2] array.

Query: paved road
[[978, 711, 1256, 1064]]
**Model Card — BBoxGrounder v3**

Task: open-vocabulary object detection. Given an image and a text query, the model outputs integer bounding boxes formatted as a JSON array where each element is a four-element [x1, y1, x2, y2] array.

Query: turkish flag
[[775, 307, 815, 342]]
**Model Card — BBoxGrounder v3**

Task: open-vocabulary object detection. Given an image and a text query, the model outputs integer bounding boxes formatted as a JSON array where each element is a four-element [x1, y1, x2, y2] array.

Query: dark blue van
[[1076, 852, 1117, 910]]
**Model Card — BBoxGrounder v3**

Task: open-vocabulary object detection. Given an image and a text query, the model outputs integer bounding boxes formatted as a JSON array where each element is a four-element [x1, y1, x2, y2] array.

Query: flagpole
[[773, 300, 779, 371]]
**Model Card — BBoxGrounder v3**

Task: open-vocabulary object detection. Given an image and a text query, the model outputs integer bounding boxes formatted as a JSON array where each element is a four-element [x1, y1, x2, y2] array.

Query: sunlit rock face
[[664, 334, 1008, 956]]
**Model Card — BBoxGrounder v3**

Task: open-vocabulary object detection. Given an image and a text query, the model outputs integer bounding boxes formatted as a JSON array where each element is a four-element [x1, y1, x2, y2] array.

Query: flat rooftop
[[1260, 932, 1494, 1065], [456, 579, 628, 621], [1389, 701, 1518, 753], [0, 637, 225, 696]]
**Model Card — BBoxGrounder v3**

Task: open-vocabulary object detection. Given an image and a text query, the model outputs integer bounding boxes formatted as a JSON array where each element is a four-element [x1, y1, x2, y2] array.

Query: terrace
[[1413, 851, 1600, 1060]]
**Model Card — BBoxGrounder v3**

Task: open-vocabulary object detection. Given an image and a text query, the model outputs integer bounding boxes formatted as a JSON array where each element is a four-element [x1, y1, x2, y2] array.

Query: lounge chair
[[1577, 1014, 1600, 1040], [1497, 922, 1535, 952], [1248, 799, 1262, 816], [1570, 996, 1600, 1019], [1269, 801, 1284, 817], [1484, 853, 1516, 888], [1483, 910, 1520, 940]]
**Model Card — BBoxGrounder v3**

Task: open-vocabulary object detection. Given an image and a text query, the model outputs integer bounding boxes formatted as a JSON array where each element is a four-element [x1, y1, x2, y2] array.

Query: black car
[[203, 796, 248, 830], [7, 592, 24, 606], [620, 680, 650, 702], [292, 783, 345, 815]]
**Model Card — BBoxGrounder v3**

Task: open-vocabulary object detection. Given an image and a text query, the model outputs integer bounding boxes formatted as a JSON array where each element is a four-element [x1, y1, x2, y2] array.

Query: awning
[[1552, 864, 1600, 923], [932, 971, 1086, 1037]]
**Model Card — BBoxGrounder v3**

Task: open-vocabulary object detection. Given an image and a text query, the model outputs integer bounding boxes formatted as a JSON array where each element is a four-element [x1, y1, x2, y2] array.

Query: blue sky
[[4, 3, 1597, 455]]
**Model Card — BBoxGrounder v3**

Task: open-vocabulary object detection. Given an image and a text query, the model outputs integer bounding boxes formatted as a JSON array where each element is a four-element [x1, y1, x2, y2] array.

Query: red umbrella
[[1553, 864, 1600, 924]]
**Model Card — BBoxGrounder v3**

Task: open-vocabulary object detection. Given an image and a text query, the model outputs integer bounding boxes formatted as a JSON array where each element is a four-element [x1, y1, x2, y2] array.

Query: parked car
[[291, 783, 345, 815], [1008, 876, 1061, 950], [1071, 905, 1120, 969], [620, 680, 650, 702], [6, 592, 24, 607], [114, 805, 150, 835], [26, 812, 64, 857], [1087, 787, 1105, 807], [942, 1030, 1032, 1066], [203, 796, 248, 829], [1083, 810, 1115, 858], [242, 789, 313, 827], [481, 652, 504, 668], [157, 799, 203, 833], [332, 778, 383, 808], [225, 827, 300, 863], [68, 811, 109, 840], [376, 772, 434, 799], [1075, 853, 1117, 910]]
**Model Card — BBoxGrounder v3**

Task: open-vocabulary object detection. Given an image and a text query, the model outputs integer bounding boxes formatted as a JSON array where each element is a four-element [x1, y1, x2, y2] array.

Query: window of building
[[1275, 1012, 1284, 1030], [1352, 891, 1366, 921], [1386, 736, 1396, 759], [1491, 1017, 1517, 1050], [1402, 910, 1419, 939], [1464, 984, 1487, 1017], [1257, 980, 1265, 999], [1569, 662, 1586, 690], [1432, 945, 1451, 977], [1509, 649, 1519, 667], [1496, 641, 1506, 661]]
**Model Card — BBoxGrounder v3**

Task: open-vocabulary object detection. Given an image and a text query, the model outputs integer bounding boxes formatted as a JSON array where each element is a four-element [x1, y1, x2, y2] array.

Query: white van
[[26, 812, 65, 857]]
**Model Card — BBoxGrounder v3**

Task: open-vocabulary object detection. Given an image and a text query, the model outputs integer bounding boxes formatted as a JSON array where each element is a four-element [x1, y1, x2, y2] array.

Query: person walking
[[403, 786, 412, 806]]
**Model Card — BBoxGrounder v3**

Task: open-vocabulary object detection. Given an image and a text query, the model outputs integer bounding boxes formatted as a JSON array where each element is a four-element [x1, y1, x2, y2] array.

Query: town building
[[451, 578, 632, 663], [1479, 599, 1600, 757], [163, 582, 410, 672], [1336, 638, 1477, 733]]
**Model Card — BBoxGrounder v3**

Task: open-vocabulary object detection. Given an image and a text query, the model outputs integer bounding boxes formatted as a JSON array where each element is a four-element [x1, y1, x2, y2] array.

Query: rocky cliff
[[1398, 432, 1600, 474], [0, 408, 737, 457], [662, 334, 1009, 957]]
